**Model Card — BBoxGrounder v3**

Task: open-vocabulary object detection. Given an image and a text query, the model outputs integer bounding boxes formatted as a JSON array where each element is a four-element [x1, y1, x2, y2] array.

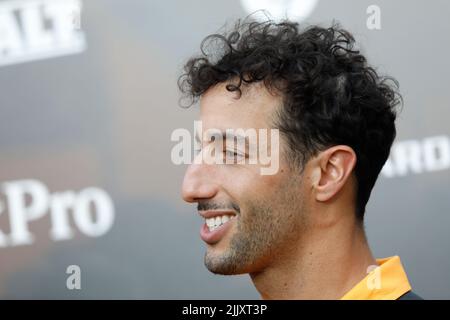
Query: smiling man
[[178, 18, 422, 300]]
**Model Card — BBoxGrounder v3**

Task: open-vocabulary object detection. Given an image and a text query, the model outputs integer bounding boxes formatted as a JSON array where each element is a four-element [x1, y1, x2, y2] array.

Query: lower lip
[[200, 218, 235, 245]]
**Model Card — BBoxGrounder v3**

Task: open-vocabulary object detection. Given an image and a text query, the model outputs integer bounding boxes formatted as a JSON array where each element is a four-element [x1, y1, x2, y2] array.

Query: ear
[[310, 146, 357, 202]]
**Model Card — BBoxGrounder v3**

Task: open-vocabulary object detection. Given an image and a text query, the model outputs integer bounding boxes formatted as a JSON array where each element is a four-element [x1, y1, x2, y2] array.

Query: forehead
[[199, 81, 282, 130]]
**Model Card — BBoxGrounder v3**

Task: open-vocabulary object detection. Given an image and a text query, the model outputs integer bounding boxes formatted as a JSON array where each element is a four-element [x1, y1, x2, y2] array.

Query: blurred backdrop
[[0, 0, 449, 299]]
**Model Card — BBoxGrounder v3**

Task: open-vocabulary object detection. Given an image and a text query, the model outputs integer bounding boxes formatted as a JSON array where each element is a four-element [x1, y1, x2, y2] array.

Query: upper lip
[[199, 210, 237, 219]]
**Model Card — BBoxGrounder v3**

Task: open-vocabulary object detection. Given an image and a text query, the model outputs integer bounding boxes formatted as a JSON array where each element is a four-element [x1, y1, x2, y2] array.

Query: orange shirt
[[341, 256, 412, 300]]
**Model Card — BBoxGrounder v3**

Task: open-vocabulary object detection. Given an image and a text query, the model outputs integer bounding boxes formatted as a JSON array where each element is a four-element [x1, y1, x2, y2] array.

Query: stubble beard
[[204, 175, 305, 275]]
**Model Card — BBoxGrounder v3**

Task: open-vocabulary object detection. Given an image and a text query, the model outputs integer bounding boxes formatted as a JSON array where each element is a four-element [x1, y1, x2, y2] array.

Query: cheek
[[225, 169, 286, 202], [216, 159, 293, 207], [237, 175, 292, 223], [248, 167, 290, 197]]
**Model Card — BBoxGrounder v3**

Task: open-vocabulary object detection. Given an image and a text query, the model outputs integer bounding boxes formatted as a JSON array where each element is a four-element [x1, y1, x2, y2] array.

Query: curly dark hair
[[178, 18, 401, 220]]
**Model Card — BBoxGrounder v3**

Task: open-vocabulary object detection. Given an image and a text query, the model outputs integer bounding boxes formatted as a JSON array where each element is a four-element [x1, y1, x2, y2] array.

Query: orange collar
[[340, 256, 412, 300]]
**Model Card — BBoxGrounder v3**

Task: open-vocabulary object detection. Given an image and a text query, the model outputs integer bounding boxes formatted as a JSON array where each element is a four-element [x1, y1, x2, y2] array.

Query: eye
[[224, 149, 245, 161], [226, 150, 237, 157]]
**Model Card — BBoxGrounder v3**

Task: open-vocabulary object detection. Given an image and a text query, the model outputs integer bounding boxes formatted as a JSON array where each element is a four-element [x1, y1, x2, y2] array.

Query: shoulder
[[397, 291, 424, 300]]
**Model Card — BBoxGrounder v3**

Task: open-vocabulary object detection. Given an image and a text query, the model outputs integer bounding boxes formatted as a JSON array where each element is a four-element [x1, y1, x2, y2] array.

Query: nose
[[181, 162, 219, 203]]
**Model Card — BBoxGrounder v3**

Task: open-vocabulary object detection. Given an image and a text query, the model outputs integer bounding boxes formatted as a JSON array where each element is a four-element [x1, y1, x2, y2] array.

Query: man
[[178, 17, 422, 300]]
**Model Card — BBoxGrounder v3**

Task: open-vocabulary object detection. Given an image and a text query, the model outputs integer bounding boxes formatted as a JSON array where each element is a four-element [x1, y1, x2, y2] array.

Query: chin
[[204, 251, 249, 275], [205, 264, 249, 276], [204, 252, 259, 276]]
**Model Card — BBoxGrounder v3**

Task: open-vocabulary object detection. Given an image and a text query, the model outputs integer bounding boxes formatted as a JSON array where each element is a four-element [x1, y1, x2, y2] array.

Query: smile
[[205, 214, 236, 232], [199, 211, 237, 244]]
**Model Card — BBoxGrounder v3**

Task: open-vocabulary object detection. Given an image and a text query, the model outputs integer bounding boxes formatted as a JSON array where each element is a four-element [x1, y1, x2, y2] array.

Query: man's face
[[182, 81, 309, 275]]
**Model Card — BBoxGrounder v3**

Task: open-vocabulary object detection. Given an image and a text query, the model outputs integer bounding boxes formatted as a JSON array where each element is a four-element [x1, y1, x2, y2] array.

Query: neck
[[249, 215, 377, 300]]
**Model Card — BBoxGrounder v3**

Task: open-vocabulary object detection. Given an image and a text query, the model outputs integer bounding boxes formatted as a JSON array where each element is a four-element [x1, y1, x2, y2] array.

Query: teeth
[[205, 215, 235, 232]]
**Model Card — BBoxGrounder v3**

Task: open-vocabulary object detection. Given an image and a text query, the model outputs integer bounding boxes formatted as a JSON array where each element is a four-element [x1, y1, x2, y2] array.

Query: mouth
[[199, 211, 237, 245]]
